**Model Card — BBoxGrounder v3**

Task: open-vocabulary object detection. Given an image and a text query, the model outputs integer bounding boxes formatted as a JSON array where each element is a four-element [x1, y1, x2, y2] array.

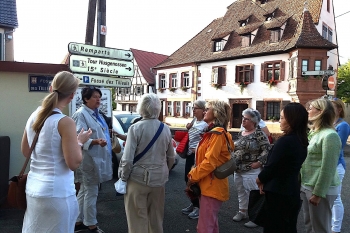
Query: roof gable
[[0, 0, 18, 28], [130, 48, 168, 85], [156, 0, 335, 69]]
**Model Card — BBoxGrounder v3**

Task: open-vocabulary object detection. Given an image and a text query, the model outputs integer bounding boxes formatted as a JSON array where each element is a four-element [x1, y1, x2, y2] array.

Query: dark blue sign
[[28, 75, 54, 92]]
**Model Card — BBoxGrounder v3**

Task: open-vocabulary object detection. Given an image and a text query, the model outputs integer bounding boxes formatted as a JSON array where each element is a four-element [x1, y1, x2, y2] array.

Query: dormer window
[[241, 34, 251, 47], [265, 12, 275, 21], [270, 29, 281, 43], [239, 17, 249, 27], [259, 0, 267, 4], [213, 35, 229, 52]]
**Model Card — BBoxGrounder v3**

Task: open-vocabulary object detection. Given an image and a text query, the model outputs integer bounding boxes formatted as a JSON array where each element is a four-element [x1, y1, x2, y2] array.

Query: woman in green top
[[300, 98, 341, 233]]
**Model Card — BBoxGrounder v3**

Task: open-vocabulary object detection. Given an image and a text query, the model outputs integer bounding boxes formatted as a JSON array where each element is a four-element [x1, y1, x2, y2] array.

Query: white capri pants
[[234, 168, 261, 210]]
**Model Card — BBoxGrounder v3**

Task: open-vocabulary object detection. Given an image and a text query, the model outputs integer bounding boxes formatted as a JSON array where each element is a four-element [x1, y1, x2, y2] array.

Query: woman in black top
[[256, 103, 308, 233]]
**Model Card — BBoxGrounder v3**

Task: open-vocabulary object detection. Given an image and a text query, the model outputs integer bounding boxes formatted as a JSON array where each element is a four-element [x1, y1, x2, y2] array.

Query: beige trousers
[[124, 179, 165, 233]]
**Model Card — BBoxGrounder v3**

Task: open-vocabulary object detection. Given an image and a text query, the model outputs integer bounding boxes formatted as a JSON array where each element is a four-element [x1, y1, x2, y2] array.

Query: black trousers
[[185, 153, 199, 208], [263, 191, 301, 233]]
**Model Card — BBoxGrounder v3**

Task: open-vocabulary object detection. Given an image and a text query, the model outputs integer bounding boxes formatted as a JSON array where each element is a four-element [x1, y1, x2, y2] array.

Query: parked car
[[111, 111, 178, 177]]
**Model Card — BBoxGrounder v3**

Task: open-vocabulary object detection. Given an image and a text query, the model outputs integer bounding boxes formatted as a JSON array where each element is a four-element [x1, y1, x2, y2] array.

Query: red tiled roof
[[130, 48, 168, 85], [156, 0, 336, 69]]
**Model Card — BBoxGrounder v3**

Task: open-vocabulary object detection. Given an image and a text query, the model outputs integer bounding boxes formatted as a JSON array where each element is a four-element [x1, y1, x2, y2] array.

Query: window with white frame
[[302, 59, 308, 72], [211, 66, 226, 85], [119, 87, 130, 96], [315, 60, 322, 71], [170, 73, 177, 88], [159, 74, 166, 89], [175, 101, 181, 115], [182, 72, 190, 87], [184, 102, 191, 116], [328, 28, 333, 42], [167, 101, 172, 116]]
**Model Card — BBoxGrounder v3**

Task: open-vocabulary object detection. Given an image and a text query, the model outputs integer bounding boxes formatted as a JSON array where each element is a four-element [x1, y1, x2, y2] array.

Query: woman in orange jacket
[[188, 100, 234, 233]]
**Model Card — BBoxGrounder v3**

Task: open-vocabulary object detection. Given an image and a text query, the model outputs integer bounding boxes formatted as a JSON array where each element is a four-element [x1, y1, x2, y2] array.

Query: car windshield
[[114, 114, 141, 133]]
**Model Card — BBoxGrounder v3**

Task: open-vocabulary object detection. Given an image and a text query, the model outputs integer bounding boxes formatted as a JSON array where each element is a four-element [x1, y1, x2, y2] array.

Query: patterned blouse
[[234, 127, 271, 172]]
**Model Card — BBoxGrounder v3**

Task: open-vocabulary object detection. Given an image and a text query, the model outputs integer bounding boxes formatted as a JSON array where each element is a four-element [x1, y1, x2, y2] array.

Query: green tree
[[337, 60, 350, 103]]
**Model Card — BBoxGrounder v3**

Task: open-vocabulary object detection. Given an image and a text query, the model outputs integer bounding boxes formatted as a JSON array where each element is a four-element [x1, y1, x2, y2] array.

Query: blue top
[[335, 118, 350, 170]]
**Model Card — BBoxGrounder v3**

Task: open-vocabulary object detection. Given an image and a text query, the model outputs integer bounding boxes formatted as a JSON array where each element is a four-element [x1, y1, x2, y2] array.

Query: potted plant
[[158, 88, 165, 93], [181, 86, 190, 91], [239, 81, 249, 93], [267, 79, 278, 88], [212, 83, 222, 89], [169, 87, 177, 92]]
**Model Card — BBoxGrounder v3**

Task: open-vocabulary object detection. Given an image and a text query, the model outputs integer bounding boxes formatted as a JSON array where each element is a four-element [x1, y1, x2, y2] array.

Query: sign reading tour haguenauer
[[69, 54, 134, 77], [68, 42, 134, 61]]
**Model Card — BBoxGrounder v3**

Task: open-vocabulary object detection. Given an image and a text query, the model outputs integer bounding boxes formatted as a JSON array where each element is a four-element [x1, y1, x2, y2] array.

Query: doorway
[[232, 103, 248, 128]]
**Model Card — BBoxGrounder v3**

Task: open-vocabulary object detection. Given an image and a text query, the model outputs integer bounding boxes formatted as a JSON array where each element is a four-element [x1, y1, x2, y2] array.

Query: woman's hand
[[251, 162, 262, 169], [256, 178, 265, 194], [309, 194, 321, 206], [93, 138, 107, 147], [77, 128, 92, 144]]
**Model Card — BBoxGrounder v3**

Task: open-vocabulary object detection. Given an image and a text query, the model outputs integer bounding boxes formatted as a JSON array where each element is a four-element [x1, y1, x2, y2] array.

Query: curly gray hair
[[242, 108, 261, 126]]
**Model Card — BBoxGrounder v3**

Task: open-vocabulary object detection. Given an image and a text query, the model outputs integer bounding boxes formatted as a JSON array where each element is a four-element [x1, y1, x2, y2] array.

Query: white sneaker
[[244, 221, 258, 228], [188, 207, 199, 219], [232, 211, 247, 222], [181, 203, 194, 215]]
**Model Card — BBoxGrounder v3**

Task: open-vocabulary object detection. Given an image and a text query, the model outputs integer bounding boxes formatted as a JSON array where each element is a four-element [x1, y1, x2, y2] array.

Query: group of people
[[20, 71, 349, 233], [181, 98, 349, 233]]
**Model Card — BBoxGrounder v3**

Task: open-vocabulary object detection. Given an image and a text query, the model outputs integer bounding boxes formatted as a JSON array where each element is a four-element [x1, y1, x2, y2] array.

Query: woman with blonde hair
[[187, 100, 234, 233], [301, 98, 341, 233], [330, 98, 350, 233], [21, 71, 92, 233]]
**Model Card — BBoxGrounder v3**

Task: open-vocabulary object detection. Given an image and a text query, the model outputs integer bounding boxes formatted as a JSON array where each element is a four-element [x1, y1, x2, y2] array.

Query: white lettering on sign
[[74, 74, 132, 88], [70, 55, 134, 77]]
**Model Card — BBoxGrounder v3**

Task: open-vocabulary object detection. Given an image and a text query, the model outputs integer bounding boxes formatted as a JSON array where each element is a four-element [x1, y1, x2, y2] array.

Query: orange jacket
[[188, 127, 234, 202]]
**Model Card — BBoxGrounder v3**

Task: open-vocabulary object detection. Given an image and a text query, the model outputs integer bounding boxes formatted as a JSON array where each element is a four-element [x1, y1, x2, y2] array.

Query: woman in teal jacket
[[300, 98, 341, 233]]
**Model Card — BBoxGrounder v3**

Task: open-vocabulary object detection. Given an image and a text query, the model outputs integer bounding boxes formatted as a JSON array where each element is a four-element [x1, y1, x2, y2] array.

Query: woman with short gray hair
[[232, 108, 271, 228], [119, 93, 175, 233]]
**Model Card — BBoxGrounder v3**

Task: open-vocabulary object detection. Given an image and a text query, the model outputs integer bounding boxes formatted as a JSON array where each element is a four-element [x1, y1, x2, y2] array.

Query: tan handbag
[[214, 133, 237, 179], [112, 136, 121, 154]]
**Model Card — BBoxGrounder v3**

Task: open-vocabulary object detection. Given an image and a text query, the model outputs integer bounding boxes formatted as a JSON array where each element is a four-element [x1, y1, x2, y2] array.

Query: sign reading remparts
[[68, 42, 133, 61], [69, 54, 134, 77]]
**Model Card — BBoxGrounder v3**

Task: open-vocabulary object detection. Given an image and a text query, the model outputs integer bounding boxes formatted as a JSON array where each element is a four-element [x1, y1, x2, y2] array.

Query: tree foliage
[[337, 60, 350, 103]]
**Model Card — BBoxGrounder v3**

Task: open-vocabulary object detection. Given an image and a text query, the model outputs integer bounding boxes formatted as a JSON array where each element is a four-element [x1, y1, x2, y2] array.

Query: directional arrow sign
[[74, 74, 132, 87], [68, 42, 134, 61], [69, 55, 134, 77], [302, 70, 335, 76]]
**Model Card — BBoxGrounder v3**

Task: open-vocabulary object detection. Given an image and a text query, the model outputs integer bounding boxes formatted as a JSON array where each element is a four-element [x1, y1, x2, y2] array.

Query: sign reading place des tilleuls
[[69, 54, 134, 77], [28, 74, 54, 92], [68, 42, 134, 61], [74, 74, 132, 88]]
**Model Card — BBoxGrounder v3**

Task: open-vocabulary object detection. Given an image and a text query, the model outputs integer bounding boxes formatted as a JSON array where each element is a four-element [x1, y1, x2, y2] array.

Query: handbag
[[213, 132, 237, 179], [7, 112, 58, 210], [185, 183, 201, 201], [175, 132, 189, 159], [116, 122, 164, 195]]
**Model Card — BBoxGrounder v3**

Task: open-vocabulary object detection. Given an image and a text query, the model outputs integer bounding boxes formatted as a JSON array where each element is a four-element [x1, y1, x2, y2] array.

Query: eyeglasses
[[205, 108, 211, 111], [242, 117, 252, 121], [192, 107, 202, 110]]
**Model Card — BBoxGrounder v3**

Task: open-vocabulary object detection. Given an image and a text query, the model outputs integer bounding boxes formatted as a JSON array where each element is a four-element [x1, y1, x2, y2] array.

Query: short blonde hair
[[206, 100, 231, 128], [309, 98, 335, 131]]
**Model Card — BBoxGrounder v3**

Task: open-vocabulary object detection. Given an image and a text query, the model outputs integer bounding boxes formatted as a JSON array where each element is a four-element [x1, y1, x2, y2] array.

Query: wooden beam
[[85, 0, 97, 45]]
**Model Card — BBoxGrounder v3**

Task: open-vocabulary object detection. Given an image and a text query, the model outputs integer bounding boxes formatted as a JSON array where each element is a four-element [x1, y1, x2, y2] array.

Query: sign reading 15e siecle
[[69, 54, 134, 77]]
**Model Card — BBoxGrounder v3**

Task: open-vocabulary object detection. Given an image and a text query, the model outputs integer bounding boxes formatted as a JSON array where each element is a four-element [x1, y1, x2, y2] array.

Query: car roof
[[113, 111, 139, 115]]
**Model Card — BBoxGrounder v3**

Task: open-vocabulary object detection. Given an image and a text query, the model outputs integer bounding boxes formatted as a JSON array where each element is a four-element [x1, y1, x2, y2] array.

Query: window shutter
[[180, 72, 184, 87], [250, 64, 255, 83], [0, 33, 2, 60], [157, 75, 160, 89], [218, 67, 226, 84], [256, 101, 265, 120], [260, 64, 265, 82], [169, 74, 172, 88], [212, 67, 218, 84], [280, 61, 285, 81], [192, 71, 194, 88], [235, 66, 240, 83]]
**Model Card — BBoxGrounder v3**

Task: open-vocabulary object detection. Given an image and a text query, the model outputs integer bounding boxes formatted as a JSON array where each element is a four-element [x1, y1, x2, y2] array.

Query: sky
[[13, 0, 350, 65]]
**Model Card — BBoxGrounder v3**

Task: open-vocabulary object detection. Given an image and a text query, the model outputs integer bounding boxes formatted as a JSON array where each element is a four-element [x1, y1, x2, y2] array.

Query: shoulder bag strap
[[133, 122, 164, 164], [223, 131, 233, 153], [19, 111, 59, 178]]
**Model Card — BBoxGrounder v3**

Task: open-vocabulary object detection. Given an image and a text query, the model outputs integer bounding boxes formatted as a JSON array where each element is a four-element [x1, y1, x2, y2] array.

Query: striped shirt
[[187, 120, 208, 155]]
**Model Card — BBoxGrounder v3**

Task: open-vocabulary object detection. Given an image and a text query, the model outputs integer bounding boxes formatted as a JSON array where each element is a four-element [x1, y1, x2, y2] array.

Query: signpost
[[69, 54, 134, 77], [74, 74, 132, 87], [68, 42, 134, 61], [302, 70, 335, 76]]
